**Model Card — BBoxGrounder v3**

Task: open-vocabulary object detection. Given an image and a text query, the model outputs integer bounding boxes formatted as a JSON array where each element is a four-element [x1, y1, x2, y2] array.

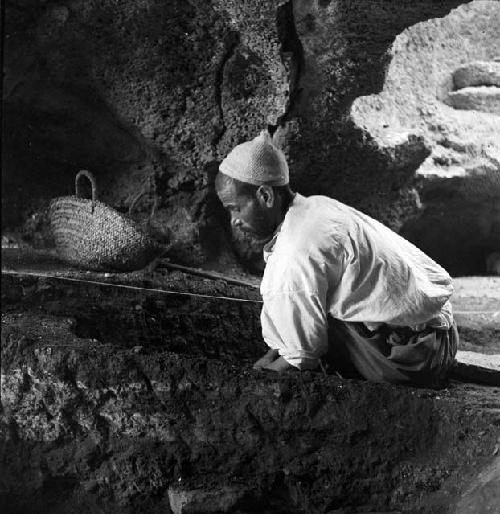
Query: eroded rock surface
[[5, 0, 497, 273], [351, 1, 500, 274], [1, 268, 500, 514], [447, 61, 500, 115], [453, 60, 500, 88], [453, 457, 500, 514], [447, 86, 500, 115]]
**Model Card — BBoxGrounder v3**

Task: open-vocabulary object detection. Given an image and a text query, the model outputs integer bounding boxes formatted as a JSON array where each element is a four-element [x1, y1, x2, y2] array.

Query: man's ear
[[256, 185, 275, 208]]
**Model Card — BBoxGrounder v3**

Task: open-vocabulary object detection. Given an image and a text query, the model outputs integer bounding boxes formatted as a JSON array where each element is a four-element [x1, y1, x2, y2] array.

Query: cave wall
[[350, 1, 500, 275], [2, 0, 498, 272]]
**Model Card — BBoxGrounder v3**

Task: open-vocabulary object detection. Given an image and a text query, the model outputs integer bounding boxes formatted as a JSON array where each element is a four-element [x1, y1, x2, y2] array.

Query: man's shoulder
[[292, 194, 355, 221], [295, 193, 343, 208], [272, 194, 350, 260], [285, 194, 352, 240]]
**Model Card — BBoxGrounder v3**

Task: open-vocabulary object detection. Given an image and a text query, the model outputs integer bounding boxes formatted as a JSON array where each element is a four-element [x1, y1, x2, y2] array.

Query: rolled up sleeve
[[260, 253, 330, 370], [261, 289, 328, 369]]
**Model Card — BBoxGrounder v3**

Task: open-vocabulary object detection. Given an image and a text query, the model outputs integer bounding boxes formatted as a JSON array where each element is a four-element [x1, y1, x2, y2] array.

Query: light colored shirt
[[260, 194, 454, 370]]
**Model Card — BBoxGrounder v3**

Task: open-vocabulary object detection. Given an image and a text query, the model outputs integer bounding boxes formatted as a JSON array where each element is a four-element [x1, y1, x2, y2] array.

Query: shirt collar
[[262, 192, 300, 263]]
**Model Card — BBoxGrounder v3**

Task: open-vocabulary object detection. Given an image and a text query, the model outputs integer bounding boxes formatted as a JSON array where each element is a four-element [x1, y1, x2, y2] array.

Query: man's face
[[215, 176, 275, 239]]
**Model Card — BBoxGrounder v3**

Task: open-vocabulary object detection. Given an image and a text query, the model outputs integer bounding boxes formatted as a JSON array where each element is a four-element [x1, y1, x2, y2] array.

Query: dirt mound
[[1, 268, 499, 514]]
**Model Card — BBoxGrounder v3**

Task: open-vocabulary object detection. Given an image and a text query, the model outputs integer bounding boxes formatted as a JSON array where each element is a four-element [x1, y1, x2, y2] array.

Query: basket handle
[[75, 170, 97, 213]]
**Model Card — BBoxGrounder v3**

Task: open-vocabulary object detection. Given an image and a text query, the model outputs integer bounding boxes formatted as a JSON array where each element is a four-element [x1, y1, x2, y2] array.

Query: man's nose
[[231, 216, 242, 228]]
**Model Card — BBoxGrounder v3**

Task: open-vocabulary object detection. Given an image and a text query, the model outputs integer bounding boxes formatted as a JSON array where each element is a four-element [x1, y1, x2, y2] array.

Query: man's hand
[[253, 349, 279, 369], [253, 350, 295, 373], [262, 356, 294, 373]]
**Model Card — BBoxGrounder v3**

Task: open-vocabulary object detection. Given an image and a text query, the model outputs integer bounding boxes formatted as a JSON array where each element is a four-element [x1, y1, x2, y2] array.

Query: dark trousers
[[324, 318, 459, 388]]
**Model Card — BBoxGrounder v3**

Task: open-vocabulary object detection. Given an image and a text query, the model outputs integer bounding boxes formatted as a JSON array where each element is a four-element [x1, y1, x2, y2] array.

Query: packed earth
[[1, 251, 499, 513]]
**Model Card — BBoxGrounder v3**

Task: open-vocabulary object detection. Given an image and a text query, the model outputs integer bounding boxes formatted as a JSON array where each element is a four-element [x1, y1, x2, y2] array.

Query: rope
[[157, 261, 260, 289], [4, 269, 497, 314], [2, 270, 263, 304]]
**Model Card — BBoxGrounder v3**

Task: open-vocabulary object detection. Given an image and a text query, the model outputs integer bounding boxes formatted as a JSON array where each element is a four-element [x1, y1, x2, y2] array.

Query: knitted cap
[[219, 131, 289, 186]]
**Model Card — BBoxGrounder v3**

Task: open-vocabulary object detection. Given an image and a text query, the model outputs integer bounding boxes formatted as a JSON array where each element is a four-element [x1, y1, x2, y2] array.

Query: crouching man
[[215, 131, 458, 387]]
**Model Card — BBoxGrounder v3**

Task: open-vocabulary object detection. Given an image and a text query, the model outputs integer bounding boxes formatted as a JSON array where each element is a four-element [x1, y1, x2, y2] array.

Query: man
[[215, 131, 458, 387]]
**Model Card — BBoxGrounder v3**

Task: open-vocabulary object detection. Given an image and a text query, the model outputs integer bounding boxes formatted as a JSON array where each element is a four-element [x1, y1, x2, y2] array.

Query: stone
[[453, 60, 500, 89], [454, 351, 500, 387], [453, 457, 500, 514], [456, 351, 500, 371], [168, 486, 246, 514], [447, 86, 500, 114], [351, 1, 500, 275]]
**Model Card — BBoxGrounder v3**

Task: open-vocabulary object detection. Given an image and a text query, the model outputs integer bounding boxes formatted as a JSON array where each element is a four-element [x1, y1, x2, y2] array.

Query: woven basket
[[49, 170, 159, 271]]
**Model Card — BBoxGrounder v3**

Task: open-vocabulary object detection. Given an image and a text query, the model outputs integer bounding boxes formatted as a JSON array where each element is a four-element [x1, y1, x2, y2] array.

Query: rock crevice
[[212, 32, 240, 158]]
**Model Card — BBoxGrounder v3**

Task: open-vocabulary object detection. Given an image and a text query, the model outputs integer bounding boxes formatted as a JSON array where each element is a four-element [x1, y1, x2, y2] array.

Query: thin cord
[[2, 270, 263, 304], [4, 270, 497, 314]]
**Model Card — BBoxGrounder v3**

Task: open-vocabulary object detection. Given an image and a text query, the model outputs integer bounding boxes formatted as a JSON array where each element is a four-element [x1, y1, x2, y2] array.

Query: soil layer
[[1, 261, 499, 514]]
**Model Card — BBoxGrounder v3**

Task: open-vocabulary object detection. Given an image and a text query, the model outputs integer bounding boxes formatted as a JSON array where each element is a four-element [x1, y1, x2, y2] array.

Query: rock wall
[[2, 0, 499, 272], [351, 1, 500, 274]]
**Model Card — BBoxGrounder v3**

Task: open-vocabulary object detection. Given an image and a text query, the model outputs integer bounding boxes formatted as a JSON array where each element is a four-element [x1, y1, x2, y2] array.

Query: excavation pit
[[1, 253, 499, 514]]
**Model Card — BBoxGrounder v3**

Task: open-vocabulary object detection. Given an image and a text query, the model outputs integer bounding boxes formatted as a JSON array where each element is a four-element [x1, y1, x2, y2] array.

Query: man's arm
[[259, 241, 346, 373], [260, 285, 329, 372]]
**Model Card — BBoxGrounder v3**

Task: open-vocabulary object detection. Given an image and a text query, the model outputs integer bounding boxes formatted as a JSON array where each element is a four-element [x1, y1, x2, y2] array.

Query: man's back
[[261, 193, 453, 329]]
